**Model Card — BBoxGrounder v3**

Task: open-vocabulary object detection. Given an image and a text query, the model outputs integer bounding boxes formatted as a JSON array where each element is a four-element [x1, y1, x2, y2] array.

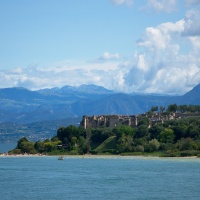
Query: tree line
[[150, 104, 200, 113]]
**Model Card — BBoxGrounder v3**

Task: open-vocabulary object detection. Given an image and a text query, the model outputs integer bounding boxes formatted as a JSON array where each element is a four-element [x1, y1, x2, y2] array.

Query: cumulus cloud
[[111, 0, 133, 6], [122, 10, 200, 94], [146, 0, 177, 13]]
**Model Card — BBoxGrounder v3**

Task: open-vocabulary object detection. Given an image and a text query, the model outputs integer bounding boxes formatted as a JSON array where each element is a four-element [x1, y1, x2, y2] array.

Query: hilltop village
[[80, 112, 200, 129]]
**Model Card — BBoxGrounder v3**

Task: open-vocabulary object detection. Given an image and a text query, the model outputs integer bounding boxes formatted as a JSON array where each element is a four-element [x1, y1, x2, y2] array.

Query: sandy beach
[[0, 153, 198, 160]]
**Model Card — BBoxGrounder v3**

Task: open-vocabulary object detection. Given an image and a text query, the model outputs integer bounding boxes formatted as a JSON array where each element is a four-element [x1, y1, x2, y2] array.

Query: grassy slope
[[95, 136, 117, 152]]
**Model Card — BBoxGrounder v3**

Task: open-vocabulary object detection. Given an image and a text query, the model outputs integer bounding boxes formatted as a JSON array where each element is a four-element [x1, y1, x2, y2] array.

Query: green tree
[[57, 125, 79, 143], [178, 105, 188, 113], [151, 106, 158, 112], [146, 139, 160, 152], [113, 125, 135, 138], [116, 134, 133, 153], [160, 106, 165, 113], [138, 117, 150, 127], [172, 124, 188, 141], [44, 141, 56, 152], [135, 145, 144, 152], [77, 136, 87, 154], [167, 104, 178, 112], [34, 140, 45, 153], [91, 127, 111, 144], [159, 128, 175, 143], [136, 125, 148, 138], [187, 125, 200, 138], [149, 125, 164, 140], [17, 137, 36, 154], [86, 128, 91, 153], [188, 105, 196, 113], [17, 137, 29, 148], [176, 138, 196, 151]]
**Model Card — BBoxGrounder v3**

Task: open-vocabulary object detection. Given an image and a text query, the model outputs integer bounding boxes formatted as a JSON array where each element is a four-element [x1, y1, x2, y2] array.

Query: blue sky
[[0, 0, 200, 94]]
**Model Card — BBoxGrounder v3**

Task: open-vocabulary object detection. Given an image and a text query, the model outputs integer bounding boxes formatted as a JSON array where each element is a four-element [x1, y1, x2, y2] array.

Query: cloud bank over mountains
[[0, 0, 200, 95]]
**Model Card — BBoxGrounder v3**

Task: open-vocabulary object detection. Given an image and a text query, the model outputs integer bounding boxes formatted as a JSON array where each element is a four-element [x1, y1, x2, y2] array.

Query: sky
[[0, 0, 200, 94]]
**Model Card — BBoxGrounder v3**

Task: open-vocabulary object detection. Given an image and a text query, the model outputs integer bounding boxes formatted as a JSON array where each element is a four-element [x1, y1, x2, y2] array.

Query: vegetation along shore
[[7, 104, 200, 158]]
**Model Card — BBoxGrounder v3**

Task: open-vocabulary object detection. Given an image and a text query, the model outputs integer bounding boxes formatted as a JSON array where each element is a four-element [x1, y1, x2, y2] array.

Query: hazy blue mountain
[[38, 84, 114, 95], [180, 83, 200, 104], [0, 83, 199, 124]]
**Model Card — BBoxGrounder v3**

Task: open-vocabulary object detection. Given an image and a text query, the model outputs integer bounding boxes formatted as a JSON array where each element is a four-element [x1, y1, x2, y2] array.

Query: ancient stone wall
[[80, 115, 138, 129], [80, 112, 200, 129]]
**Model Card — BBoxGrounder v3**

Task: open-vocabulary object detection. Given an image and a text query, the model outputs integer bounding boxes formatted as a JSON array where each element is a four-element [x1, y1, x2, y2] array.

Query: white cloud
[[146, 0, 177, 13], [138, 20, 184, 48], [122, 11, 200, 95], [100, 52, 120, 60], [137, 54, 148, 71], [0, 61, 126, 91], [182, 10, 200, 36], [189, 36, 200, 50], [111, 0, 133, 6]]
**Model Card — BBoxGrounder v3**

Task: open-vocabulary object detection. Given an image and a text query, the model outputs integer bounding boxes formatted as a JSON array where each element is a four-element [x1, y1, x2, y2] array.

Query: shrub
[[135, 145, 144, 152]]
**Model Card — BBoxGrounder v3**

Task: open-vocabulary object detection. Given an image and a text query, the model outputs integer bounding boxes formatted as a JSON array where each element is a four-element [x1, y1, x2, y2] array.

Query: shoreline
[[0, 153, 198, 159]]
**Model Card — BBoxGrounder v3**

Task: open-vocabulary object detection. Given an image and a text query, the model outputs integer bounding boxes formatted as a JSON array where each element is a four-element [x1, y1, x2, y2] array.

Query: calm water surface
[[0, 156, 200, 200]]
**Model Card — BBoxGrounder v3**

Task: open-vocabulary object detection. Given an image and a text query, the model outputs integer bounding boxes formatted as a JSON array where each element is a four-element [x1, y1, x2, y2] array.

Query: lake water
[[0, 156, 200, 200], [0, 142, 17, 153]]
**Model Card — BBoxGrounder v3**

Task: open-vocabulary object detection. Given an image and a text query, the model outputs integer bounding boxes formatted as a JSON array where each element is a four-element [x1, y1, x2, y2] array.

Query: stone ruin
[[80, 115, 138, 129], [80, 112, 200, 129]]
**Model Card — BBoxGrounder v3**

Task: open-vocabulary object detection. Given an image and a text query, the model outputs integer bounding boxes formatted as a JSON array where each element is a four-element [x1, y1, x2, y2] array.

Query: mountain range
[[0, 83, 199, 144], [0, 83, 200, 124]]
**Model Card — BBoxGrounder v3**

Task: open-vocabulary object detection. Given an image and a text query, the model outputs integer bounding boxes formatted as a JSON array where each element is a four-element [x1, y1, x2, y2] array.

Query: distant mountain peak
[[58, 84, 114, 94], [76, 84, 113, 94], [184, 83, 200, 96], [37, 84, 115, 96]]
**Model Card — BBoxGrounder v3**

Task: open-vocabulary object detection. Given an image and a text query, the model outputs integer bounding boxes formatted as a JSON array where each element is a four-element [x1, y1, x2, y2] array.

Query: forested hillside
[[9, 104, 200, 157]]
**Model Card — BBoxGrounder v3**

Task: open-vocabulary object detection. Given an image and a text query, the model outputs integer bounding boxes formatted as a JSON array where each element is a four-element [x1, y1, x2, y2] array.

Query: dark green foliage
[[167, 104, 178, 112], [113, 125, 135, 138], [178, 105, 188, 113], [136, 125, 148, 138], [159, 128, 175, 143], [116, 135, 133, 153], [145, 139, 160, 152], [77, 136, 87, 154], [151, 106, 158, 112], [149, 125, 164, 140], [171, 104, 200, 113], [187, 125, 200, 138], [57, 125, 79, 143], [91, 128, 112, 144], [176, 138, 197, 151], [34, 140, 45, 153], [138, 117, 149, 127], [14, 137, 37, 154], [172, 124, 188, 141], [160, 106, 165, 113]]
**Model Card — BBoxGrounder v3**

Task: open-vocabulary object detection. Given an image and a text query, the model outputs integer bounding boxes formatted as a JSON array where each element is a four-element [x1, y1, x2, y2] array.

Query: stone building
[[80, 112, 200, 129], [80, 115, 138, 129]]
